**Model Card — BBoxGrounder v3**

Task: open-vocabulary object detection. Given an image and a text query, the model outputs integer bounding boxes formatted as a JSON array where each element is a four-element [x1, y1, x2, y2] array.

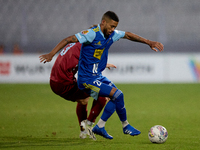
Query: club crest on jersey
[[81, 30, 89, 35]]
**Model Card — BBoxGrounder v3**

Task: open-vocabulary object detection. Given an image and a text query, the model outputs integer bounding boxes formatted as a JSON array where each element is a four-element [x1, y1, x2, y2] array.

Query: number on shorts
[[93, 80, 101, 86]]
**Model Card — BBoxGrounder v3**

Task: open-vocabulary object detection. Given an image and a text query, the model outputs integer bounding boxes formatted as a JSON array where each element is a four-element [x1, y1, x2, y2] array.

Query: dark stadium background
[[0, 0, 199, 54]]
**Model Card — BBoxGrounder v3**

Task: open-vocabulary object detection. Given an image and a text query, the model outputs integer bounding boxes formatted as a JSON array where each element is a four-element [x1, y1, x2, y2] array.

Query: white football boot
[[85, 120, 96, 140], [79, 120, 87, 139]]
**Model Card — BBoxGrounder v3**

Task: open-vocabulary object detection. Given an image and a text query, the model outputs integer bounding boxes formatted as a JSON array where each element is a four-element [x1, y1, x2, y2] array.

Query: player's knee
[[112, 89, 125, 111], [77, 97, 89, 105], [80, 101, 87, 105], [112, 89, 123, 101]]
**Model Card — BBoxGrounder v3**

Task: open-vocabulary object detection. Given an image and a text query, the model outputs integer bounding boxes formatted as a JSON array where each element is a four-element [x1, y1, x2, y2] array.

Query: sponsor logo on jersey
[[93, 48, 105, 60]]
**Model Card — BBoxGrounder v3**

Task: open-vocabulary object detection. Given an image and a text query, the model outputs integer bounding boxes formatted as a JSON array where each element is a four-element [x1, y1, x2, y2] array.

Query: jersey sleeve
[[112, 30, 125, 42], [75, 29, 96, 44]]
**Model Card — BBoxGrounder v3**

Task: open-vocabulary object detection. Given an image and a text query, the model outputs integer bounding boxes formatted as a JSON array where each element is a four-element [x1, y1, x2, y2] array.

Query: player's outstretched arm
[[123, 32, 164, 52], [39, 35, 78, 63]]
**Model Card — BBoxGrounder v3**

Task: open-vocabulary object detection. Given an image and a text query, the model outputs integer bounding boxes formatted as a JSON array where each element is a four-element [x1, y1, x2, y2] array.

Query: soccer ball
[[148, 125, 168, 144]]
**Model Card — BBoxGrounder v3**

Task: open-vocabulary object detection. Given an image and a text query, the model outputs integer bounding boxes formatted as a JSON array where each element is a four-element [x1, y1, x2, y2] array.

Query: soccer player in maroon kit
[[40, 42, 116, 139]]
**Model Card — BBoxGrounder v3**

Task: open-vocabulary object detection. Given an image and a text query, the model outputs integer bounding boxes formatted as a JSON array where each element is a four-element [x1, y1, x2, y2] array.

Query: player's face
[[103, 19, 118, 36]]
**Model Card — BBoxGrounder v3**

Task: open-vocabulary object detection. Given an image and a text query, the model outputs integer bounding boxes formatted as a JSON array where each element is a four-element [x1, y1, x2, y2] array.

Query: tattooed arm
[[39, 35, 78, 63], [123, 32, 164, 52]]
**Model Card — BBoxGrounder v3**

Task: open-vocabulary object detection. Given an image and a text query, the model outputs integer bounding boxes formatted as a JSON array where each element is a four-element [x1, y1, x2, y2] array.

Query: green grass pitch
[[0, 83, 200, 150]]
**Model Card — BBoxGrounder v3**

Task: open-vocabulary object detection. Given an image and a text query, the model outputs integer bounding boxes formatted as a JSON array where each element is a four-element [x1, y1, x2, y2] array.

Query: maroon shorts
[[50, 79, 89, 102]]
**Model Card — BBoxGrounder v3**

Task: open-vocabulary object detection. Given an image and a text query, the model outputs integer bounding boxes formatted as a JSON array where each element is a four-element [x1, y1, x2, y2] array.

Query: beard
[[103, 28, 109, 38]]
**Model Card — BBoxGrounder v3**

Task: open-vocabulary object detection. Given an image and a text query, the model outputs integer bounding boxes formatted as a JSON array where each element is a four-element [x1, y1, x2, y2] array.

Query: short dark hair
[[102, 11, 119, 22]]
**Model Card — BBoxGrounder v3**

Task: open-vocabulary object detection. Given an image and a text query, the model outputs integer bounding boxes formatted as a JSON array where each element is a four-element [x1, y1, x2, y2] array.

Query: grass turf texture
[[0, 83, 200, 150]]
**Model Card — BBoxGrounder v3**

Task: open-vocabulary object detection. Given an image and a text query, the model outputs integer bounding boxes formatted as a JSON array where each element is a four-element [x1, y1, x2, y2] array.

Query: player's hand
[[106, 63, 117, 70], [39, 53, 53, 63], [105, 97, 110, 101], [148, 41, 164, 52]]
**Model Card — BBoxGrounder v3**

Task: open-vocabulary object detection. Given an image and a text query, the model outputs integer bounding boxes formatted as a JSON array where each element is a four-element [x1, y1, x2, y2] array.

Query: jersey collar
[[98, 24, 106, 39]]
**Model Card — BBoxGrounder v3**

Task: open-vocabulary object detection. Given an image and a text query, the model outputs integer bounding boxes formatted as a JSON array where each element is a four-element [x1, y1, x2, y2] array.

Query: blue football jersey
[[75, 24, 125, 85]]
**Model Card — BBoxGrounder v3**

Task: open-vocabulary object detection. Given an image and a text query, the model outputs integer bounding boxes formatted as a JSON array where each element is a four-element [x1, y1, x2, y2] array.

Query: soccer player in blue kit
[[42, 11, 164, 139]]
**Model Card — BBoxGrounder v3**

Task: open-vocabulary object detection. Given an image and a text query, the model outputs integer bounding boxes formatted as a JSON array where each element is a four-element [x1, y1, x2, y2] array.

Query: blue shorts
[[78, 76, 117, 100]]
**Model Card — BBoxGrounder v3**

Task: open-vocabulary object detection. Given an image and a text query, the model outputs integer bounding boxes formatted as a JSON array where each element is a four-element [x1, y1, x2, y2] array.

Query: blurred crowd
[[0, 44, 23, 55]]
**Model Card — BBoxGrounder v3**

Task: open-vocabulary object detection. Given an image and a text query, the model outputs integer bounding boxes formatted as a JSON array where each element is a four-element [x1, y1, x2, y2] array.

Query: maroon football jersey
[[50, 42, 82, 84]]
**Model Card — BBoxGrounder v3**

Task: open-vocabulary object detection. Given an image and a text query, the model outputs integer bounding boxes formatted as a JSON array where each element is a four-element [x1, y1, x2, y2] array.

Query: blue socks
[[101, 100, 116, 121], [101, 89, 127, 122]]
